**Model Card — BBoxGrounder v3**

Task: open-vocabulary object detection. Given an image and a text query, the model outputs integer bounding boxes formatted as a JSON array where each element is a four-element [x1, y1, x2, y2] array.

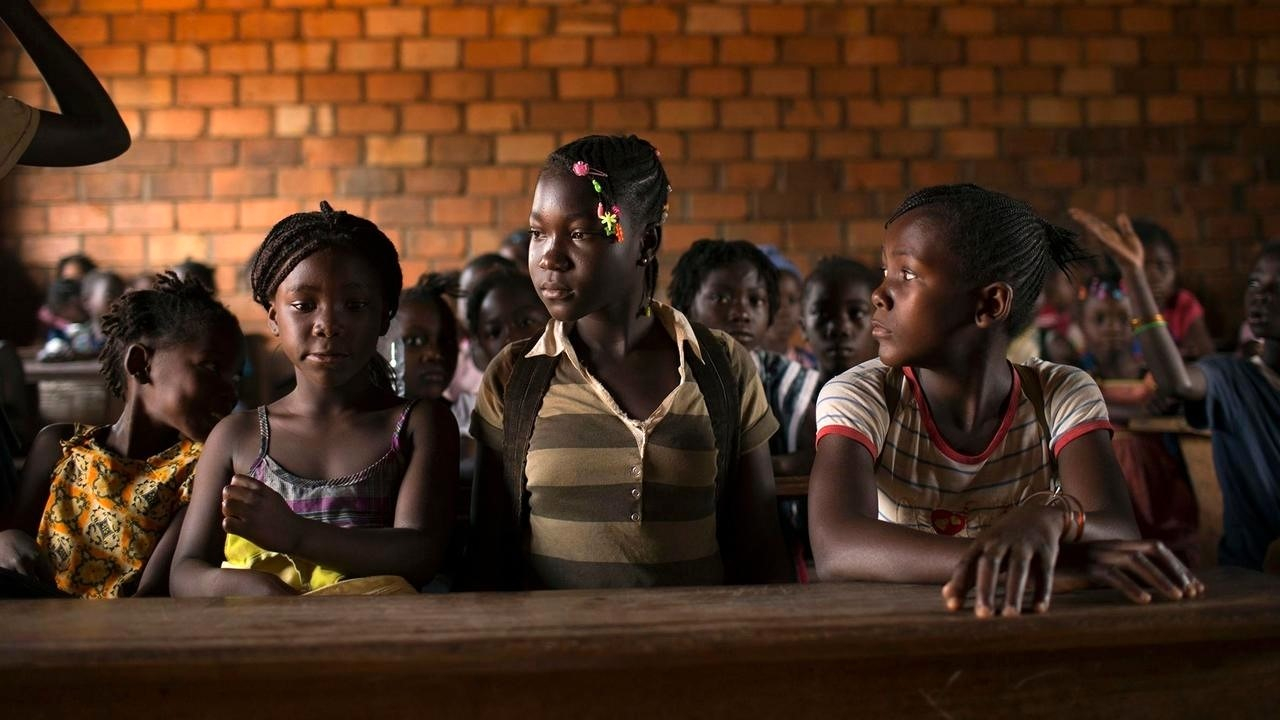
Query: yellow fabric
[[222, 534, 345, 593], [0, 96, 38, 179], [36, 425, 200, 599], [303, 575, 417, 596]]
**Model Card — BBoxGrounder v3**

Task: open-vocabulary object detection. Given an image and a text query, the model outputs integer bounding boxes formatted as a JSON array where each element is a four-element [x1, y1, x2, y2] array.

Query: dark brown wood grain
[[1, 567, 1276, 718]]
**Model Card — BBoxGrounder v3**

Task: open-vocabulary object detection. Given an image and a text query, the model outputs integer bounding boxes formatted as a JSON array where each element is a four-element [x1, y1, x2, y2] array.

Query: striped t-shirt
[[472, 303, 778, 589], [815, 358, 1111, 537], [753, 349, 821, 455]]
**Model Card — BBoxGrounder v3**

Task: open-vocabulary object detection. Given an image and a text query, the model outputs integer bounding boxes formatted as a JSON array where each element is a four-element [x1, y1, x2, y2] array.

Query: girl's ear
[[974, 282, 1013, 329], [123, 343, 153, 384], [639, 223, 662, 264], [266, 303, 279, 336]]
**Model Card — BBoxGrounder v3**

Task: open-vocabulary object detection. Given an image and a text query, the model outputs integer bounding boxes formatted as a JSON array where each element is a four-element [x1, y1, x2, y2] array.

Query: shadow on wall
[[0, 247, 40, 344]]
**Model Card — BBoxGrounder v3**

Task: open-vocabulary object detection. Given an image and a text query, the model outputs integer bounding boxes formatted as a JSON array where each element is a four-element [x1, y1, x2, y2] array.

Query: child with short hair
[[801, 256, 880, 386], [445, 253, 521, 434], [465, 271, 551, 373], [398, 273, 460, 404], [469, 135, 792, 590], [1129, 219, 1214, 359], [1073, 208, 1280, 571], [758, 246, 812, 367], [171, 202, 459, 596], [669, 239, 822, 477], [1, 274, 243, 598], [811, 184, 1201, 617], [80, 269, 125, 353]]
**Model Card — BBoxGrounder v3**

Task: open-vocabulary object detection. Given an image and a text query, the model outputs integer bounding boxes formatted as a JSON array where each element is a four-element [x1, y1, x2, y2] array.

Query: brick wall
[[2, 1, 1278, 341]]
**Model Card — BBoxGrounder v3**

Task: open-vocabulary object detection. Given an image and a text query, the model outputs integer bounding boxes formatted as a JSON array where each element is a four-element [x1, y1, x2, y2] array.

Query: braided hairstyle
[[249, 201, 403, 393], [98, 272, 241, 399], [803, 256, 881, 306], [668, 239, 780, 324], [885, 184, 1089, 334], [545, 134, 672, 316]]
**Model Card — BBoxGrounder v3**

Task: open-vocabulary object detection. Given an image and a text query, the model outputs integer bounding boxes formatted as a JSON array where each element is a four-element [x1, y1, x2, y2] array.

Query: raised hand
[[222, 475, 303, 555], [1069, 208, 1144, 271]]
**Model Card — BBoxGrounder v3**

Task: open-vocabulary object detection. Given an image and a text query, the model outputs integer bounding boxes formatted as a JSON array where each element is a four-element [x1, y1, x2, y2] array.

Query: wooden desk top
[[20, 358, 104, 382], [2, 568, 1276, 718]]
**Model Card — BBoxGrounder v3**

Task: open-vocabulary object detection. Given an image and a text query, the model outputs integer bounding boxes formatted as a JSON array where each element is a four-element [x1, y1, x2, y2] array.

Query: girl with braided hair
[[1, 274, 242, 598], [810, 184, 1202, 616], [468, 135, 792, 590], [171, 202, 458, 596]]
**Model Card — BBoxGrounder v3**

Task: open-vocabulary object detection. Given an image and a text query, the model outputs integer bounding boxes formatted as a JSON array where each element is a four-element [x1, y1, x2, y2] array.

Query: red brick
[[620, 68, 682, 98], [209, 232, 265, 264], [403, 168, 463, 196], [846, 100, 903, 128], [1121, 8, 1173, 34], [941, 8, 994, 35], [463, 39, 524, 69], [907, 99, 964, 128], [1027, 38, 1081, 66], [687, 6, 742, 35], [429, 7, 488, 37], [781, 36, 839, 66], [723, 162, 776, 191], [146, 108, 206, 139], [751, 68, 810, 98], [1179, 68, 1234, 95], [208, 108, 271, 138], [902, 37, 962, 66], [620, 7, 679, 34], [465, 102, 524, 132], [240, 199, 309, 230], [1085, 38, 1140, 66], [276, 169, 336, 198], [301, 10, 361, 39], [365, 73, 426, 102], [407, 229, 467, 261], [176, 76, 234, 106], [145, 234, 210, 267], [753, 131, 811, 161], [337, 40, 395, 70], [83, 46, 143, 76], [492, 70, 552, 100], [20, 236, 84, 266], [553, 6, 614, 36], [813, 132, 872, 160], [655, 99, 714, 130], [84, 236, 147, 266], [687, 193, 748, 221], [970, 99, 1025, 127], [302, 138, 359, 168], [429, 71, 487, 101], [109, 77, 172, 108], [81, 173, 143, 201], [747, 6, 805, 34], [656, 37, 714, 66], [1202, 37, 1252, 65], [591, 37, 652, 67], [873, 7, 933, 35], [174, 13, 234, 41], [685, 132, 746, 162], [211, 168, 274, 198], [941, 130, 997, 159], [336, 105, 396, 134], [528, 37, 587, 67], [366, 136, 428, 167], [815, 69, 873, 97], [365, 7, 423, 38], [495, 134, 555, 164], [111, 14, 172, 42], [241, 139, 300, 168], [877, 130, 934, 159], [302, 74, 361, 102], [209, 43, 270, 73], [336, 169, 401, 197], [401, 39, 458, 69], [1002, 68, 1056, 94], [807, 7, 868, 35], [145, 44, 206, 74], [180, 140, 236, 167], [718, 36, 775, 66], [273, 41, 333, 72], [465, 167, 526, 197], [1063, 8, 1115, 35], [1027, 159, 1082, 189], [590, 101, 651, 131], [236, 75, 297, 105], [688, 68, 744, 98], [880, 69, 938, 98], [940, 68, 995, 96], [968, 38, 1022, 66], [1060, 68, 1114, 96], [843, 161, 902, 191], [559, 69, 618, 100], [1028, 98, 1082, 127], [719, 99, 779, 129], [240, 10, 298, 40], [1086, 98, 1140, 127], [844, 38, 899, 66], [433, 197, 493, 226], [51, 16, 109, 45], [493, 7, 549, 37], [112, 202, 174, 232], [147, 171, 206, 199], [783, 101, 841, 129], [177, 202, 239, 231]]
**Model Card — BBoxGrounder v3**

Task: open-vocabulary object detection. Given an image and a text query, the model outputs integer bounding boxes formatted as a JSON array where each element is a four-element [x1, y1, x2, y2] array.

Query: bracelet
[[1130, 313, 1165, 329], [1020, 489, 1086, 543], [1132, 320, 1168, 336]]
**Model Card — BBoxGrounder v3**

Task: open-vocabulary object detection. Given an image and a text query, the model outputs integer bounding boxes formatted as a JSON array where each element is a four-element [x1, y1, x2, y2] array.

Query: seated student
[[1026, 267, 1087, 365], [0, 274, 243, 598], [56, 253, 96, 282], [80, 269, 125, 353], [669, 239, 822, 477], [0, 1, 130, 174], [1075, 274, 1199, 564], [1073, 209, 1280, 572], [170, 202, 458, 597], [1130, 219, 1214, 360], [801, 256, 880, 387], [758, 245, 814, 368], [37, 277, 85, 344], [398, 273, 460, 405], [444, 254, 520, 430], [468, 134, 793, 590], [465, 271, 551, 374], [811, 184, 1202, 617]]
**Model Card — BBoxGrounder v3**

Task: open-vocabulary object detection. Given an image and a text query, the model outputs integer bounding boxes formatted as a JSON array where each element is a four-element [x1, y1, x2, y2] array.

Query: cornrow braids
[[249, 200, 404, 394], [97, 272, 241, 399], [668, 239, 780, 324], [803, 256, 880, 306], [466, 271, 539, 335], [886, 184, 1090, 334], [546, 134, 672, 317]]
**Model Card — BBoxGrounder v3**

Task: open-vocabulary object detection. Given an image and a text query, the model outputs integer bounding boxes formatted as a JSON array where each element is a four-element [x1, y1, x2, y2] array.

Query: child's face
[[802, 277, 876, 377], [688, 260, 771, 351], [472, 284, 550, 370], [143, 320, 243, 442], [456, 264, 498, 332], [529, 171, 645, 323], [268, 248, 388, 390], [83, 283, 121, 321], [1246, 254, 1280, 341], [762, 271, 802, 353], [870, 212, 976, 368], [398, 299, 458, 400], [1079, 294, 1133, 356], [1144, 244, 1178, 309]]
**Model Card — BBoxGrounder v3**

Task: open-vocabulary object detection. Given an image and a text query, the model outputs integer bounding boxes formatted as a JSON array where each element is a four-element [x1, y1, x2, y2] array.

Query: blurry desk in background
[[1, 567, 1275, 719], [19, 355, 120, 428]]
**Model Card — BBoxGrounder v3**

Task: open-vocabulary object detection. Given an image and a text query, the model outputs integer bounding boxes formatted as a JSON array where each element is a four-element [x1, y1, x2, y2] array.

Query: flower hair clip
[[572, 161, 623, 242]]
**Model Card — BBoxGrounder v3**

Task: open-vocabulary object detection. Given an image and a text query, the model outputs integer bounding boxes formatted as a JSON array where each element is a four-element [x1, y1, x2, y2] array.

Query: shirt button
[[630, 512, 641, 522], [630, 465, 641, 477], [631, 487, 641, 499]]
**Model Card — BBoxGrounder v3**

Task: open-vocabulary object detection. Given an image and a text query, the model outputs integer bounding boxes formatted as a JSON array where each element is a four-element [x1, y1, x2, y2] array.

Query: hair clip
[[573, 161, 622, 242], [1084, 278, 1125, 302]]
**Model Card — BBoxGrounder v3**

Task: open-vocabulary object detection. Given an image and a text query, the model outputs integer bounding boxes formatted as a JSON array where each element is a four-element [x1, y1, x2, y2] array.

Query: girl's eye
[[529, 229, 545, 241], [290, 301, 314, 312], [902, 269, 917, 281], [346, 300, 369, 311]]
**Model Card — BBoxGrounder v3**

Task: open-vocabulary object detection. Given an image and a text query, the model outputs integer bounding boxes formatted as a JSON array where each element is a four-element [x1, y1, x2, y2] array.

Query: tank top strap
[[390, 399, 419, 455], [248, 406, 271, 478]]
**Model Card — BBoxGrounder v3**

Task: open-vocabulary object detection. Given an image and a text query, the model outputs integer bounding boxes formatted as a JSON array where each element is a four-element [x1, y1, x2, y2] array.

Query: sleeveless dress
[[222, 401, 417, 592]]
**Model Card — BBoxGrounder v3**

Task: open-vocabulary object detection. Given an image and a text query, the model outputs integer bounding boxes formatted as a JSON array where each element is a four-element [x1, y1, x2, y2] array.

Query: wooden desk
[[1, 568, 1275, 718], [19, 358, 120, 427]]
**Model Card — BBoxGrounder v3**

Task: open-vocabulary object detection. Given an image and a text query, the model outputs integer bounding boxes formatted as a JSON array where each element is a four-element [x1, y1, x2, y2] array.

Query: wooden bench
[[1, 567, 1275, 718]]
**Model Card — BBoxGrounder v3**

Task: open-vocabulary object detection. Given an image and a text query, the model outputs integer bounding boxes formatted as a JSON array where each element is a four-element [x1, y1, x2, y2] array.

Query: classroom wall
[[2, 0, 1277, 340]]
